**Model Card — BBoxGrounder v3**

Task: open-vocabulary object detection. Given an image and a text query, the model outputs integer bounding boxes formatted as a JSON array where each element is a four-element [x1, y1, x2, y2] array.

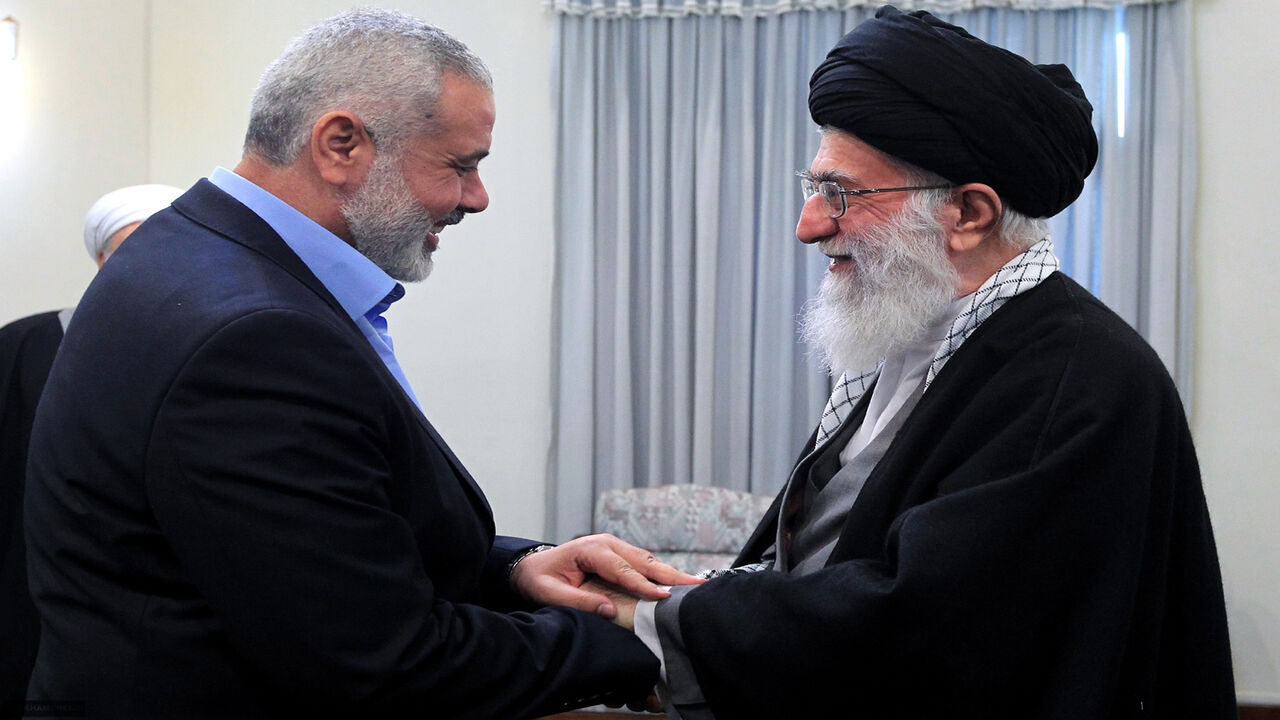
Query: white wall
[[146, 0, 557, 539], [0, 0, 150, 319], [1, 0, 1277, 702], [1192, 0, 1280, 705]]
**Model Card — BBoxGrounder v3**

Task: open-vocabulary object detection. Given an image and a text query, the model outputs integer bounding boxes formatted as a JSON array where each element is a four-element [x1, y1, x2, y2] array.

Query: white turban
[[83, 184, 184, 261]]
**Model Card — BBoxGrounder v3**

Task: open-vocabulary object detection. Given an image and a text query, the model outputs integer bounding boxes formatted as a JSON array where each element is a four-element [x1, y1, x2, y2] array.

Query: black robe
[[676, 273, 1235, 719], [0, 310, 63, 717]]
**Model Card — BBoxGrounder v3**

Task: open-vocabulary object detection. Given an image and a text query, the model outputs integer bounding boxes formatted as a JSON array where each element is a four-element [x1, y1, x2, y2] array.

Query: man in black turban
[[595, 6, 1236, 719]]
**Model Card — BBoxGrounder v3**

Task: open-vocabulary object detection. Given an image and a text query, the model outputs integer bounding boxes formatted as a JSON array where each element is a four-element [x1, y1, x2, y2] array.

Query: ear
[[308, 111, 376, 190], [943, 183, 1002, 253]]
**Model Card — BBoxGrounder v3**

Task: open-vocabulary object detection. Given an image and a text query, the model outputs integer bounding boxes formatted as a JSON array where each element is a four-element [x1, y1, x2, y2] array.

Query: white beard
[[799, 195, 961, 375], [341, 152, 455, 283]]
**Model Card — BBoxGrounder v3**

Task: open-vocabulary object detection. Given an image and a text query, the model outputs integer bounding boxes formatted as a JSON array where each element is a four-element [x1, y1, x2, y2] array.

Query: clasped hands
[[508, 533, 702, 631], [508, 534, 698, 713]]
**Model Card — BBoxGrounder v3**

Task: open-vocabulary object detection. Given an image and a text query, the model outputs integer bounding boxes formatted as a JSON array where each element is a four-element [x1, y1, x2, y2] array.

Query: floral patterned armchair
[[593, 484, 776, 574]]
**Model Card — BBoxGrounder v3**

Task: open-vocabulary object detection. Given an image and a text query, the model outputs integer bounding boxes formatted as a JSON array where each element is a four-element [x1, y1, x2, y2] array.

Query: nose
[[796, 194, 838, 245], [460, 171, 489, 214]]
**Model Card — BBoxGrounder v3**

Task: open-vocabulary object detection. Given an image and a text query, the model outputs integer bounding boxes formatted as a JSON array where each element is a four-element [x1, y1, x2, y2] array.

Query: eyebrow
[[453, 149, 490, 165], [800, 167, 861, 186]]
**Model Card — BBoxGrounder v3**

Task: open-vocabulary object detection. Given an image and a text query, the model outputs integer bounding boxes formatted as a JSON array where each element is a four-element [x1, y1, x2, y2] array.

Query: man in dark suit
[[23, 9, 691, 719]]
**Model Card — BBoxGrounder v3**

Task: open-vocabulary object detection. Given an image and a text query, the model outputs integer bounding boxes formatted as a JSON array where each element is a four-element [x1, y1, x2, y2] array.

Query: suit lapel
[[411, 412, 494, 532]]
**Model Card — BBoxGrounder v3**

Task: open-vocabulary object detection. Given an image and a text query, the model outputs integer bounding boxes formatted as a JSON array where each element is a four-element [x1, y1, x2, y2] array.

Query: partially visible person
[[82, 184, 187, 267], [0, 183, 180, 719], [24, 9, 694, 719]]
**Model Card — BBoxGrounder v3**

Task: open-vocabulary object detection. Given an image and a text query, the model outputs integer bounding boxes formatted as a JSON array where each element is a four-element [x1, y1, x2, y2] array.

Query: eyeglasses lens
[[800, 178, 846, 218], [819, 182, 844, 218]]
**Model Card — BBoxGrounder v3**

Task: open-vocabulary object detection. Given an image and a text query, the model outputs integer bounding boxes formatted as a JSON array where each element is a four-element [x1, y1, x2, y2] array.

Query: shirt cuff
[[633, 594, 667, 682]]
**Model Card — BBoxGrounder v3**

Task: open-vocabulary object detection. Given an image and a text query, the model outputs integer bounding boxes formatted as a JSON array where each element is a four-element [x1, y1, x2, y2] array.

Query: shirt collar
[[207, 167, 402, 322]]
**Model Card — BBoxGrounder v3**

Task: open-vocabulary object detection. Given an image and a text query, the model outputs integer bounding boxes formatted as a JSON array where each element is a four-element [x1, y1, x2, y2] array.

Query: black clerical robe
[[672, 272, 1235, 719], [0, 310, 63, 718]]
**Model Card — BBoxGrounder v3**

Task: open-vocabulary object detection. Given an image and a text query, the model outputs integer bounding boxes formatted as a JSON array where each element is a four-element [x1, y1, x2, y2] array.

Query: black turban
[[808, 6, 1098, 218]]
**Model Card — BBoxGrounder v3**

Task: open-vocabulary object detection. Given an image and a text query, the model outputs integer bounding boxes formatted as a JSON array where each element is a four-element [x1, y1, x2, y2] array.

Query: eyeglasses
[[797, 172, 951, 219]]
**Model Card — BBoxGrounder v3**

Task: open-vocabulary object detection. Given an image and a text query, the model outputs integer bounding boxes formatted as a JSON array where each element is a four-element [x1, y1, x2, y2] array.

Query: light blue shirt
[[208, 167, 421, 410]]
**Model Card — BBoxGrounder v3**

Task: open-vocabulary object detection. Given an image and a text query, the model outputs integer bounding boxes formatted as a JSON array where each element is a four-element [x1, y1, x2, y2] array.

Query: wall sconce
[[1, 16, 17, 61]]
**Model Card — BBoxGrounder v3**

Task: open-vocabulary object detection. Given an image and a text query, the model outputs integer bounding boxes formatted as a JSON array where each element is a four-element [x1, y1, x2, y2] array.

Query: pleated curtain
[[547, 0, 1193, 541]]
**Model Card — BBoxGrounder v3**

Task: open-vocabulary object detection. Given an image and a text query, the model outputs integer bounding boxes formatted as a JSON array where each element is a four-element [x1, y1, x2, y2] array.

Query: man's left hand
[[509, 534, 701, 619]]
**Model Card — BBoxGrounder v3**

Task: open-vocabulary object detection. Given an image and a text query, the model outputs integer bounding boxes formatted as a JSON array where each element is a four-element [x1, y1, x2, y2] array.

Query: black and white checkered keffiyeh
[[697, 562, 771, 580], [813, 238, 1059, 452]]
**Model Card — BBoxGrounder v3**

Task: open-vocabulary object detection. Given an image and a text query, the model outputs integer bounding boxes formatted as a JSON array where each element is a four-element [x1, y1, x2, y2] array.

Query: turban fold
[[83, 184, 184, 260], [809, 5, 1098, 218]]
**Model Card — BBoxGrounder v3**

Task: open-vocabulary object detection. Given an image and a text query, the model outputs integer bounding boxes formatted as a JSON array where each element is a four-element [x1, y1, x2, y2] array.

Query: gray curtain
[[547, 0, 1194, 541], [546, 0, 1176, 17]]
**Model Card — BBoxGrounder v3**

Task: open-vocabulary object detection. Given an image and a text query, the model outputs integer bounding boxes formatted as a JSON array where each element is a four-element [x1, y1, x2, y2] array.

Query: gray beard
[[799, 196, 961, 375], [341, 153, 443, 283]]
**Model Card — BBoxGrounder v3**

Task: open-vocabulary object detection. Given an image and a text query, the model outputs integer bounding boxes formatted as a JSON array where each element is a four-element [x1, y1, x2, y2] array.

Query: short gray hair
[[243, 8, 492, 165], [820, 126, 1049, 251]]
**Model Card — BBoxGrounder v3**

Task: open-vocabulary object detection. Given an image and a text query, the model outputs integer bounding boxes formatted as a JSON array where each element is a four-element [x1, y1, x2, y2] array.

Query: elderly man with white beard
[[595, 6, 1237, 720]]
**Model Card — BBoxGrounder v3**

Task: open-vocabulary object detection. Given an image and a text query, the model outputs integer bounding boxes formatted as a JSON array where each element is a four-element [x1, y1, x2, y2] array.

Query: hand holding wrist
[[505, 533, 701, 621]]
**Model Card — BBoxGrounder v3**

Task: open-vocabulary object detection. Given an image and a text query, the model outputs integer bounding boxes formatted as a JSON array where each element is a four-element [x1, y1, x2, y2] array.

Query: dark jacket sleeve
[[479, 535, 547, 612], [145, 308, 657, 719]]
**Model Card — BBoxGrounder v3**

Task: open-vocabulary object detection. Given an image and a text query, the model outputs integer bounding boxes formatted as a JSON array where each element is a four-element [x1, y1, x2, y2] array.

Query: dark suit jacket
[[672, 273, 1235, 719], [24, 180, 656, 719]]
